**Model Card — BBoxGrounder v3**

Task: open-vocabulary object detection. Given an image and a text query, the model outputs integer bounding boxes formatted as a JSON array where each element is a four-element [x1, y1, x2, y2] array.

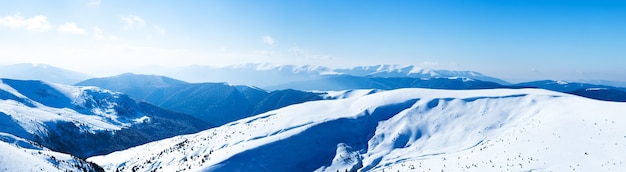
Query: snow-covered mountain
[[89, 88, 626, 171], [0, 132, 103, 172], [0, 79, 209, 158], [267, 75, 507, 91], [513, 80, 626, 92], [336, 64, 509, 85], [569, 88, 626, 102], [133, 63, 507, 87], [512, 80, 626, 102], [76, 73, 325, 126], [0, 63, 93, 85]]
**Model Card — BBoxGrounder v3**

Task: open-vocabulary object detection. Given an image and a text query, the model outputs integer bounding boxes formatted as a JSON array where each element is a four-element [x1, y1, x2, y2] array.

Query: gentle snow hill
[[0, 78, 209, 158], [89, 88, 626, 171], [0, 63, 93, 85], [0, 132, 104, 172]]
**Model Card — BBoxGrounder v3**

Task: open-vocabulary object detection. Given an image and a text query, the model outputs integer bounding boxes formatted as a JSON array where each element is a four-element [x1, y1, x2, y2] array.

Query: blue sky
[[0, 0, 624, 82]]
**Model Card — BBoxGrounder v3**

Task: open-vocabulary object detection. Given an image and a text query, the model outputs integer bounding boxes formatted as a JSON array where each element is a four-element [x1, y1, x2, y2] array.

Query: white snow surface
[[89, 88, 626, 171], [0, 132, 100, 172], [0, 79, 148, 139], [318, 89, 383, 99]]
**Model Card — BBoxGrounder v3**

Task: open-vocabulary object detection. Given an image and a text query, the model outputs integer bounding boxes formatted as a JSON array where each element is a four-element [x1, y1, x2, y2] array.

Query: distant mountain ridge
[[76, 73, 325, 126], [77, 74, 626, 129], [336, 64, 509, 84], [267, 75, 509, 91], [132, 63, 509, 87], [513, 80, 626, 102], [0, 63, 93, 85]]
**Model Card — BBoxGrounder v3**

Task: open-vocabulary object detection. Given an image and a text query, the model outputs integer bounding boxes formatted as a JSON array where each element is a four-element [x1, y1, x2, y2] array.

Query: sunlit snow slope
[[0, 79, 208, 158], [89, 88, 626, 171], [0, 132, 103, 172]]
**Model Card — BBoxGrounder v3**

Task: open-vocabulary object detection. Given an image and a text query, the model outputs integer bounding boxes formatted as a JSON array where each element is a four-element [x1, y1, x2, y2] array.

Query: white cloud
[[289, 46, 332, 60], [93, 26, 105, 39], [259, 50, 274, 56], [263, 35, 275, 47], [92, 26, 118, 40], [88, 0, 101, 7], [289, 46, 304, 57], [530, 68, 540, 73], [420, 61, 439, 66], [154, 25, 166, 35], [57, 22, 86, 34], [0, 14, 52, 31], [121, 15, 145, 29]]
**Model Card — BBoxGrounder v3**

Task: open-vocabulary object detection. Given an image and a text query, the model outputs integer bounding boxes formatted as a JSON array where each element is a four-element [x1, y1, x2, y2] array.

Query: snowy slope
[[0, 132, 103, 172], [0, 79, 208, 158], [89, 88, 626, 171]]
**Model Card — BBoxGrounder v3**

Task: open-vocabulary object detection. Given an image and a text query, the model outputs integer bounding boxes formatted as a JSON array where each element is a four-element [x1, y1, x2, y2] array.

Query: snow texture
[[0, 132, 102, 172]]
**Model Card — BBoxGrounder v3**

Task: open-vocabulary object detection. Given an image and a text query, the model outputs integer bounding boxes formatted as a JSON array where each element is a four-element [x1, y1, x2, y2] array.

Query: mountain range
[[74, 73, 626, 131], [0, 79, 209, 158], [267, 75, 509, 91], [514, 80, 626, 102], [88, 88, 626, 171], [0, 63, 625, 171], [123, 63, 510, 87], [75, 73, 325, 126]]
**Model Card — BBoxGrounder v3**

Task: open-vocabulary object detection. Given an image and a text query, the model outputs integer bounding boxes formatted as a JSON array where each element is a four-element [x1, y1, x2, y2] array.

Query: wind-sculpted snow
[[0, 79, 209, 158], [89, 88, 626, 171]]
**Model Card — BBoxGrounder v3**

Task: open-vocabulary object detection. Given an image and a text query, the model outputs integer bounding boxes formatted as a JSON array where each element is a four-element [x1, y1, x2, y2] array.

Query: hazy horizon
[[1, 1, 625, 83]]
